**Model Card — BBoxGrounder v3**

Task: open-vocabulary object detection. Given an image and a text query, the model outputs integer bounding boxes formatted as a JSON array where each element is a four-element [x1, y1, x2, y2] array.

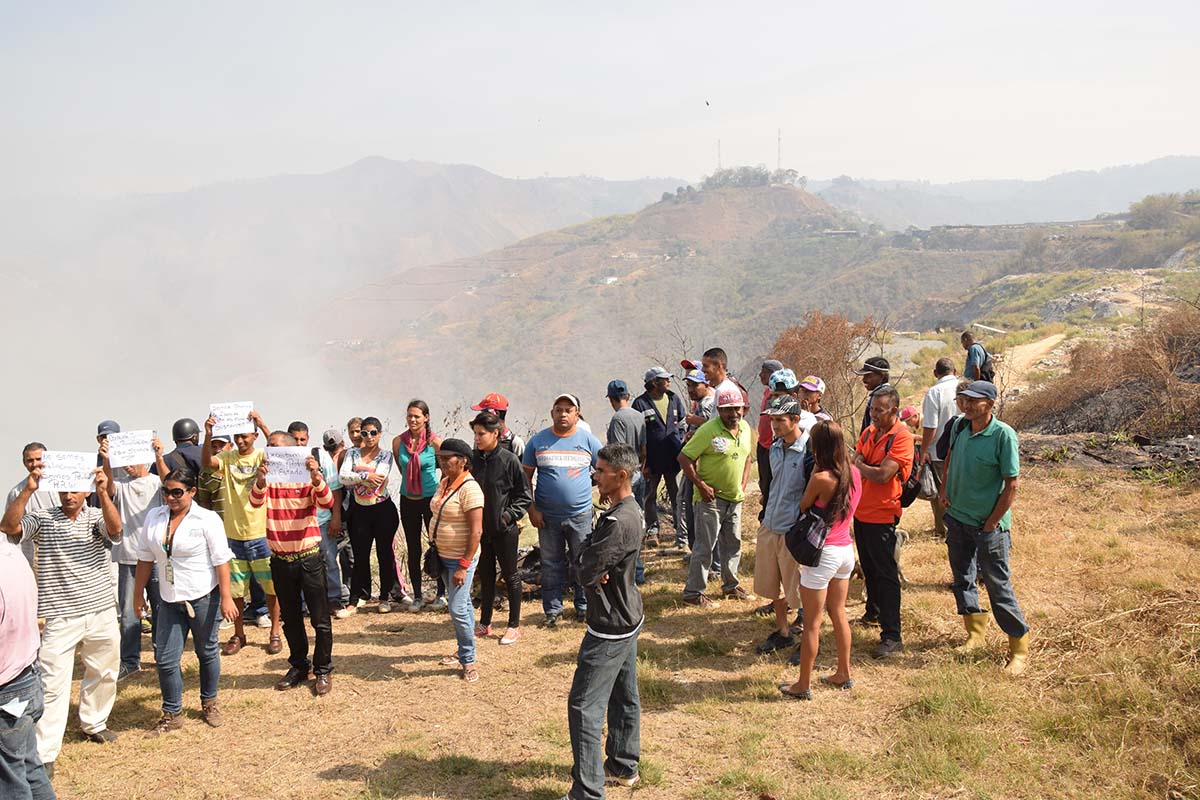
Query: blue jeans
[[538, 512, 590, 617], [441, 556, 479, 666], [945, 515, 1030, 638], [116, 563, 160, 671], [567, 631, 641, 800], [154, 587, 222, 714], [318, 521, 350, 607], [0, 664, 55, 800]]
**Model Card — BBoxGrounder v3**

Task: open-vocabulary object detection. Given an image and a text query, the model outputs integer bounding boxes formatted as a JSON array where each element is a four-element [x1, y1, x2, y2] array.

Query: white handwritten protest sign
[[266, 447, 311, 484], [107, 430, 155, 468], [210, 401, 254, 437], [40, 451, 96, 493]]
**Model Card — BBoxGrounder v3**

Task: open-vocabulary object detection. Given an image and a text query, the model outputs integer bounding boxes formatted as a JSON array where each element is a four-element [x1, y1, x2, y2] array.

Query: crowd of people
[[0, 338, 1029, 800]]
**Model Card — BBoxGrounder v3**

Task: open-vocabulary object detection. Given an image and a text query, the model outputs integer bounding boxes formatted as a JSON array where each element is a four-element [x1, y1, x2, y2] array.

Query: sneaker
[[543, 614, 560, 628], [147, 713, 182, 737], [682, 594, 719, 608], [604, 767, 640, 788], [405, 597, 424, 612], [872, 638, 905, 659], [334, 605, 356, 619], [475, 623, 492, 637], [753, 601, 775, 617], [219, 617, 234, 630], [140, 618, 152, 635], [117, 664, 141, 683], [500, 627, 521, 645], [84, 729, 118, 744], [378, 601, 392, 614], [722, 587, 753, 601], [428, 596, 448, 612], [573, 607, 587, 622], [755, 630, 795, 654], [854, 613, 880, 628], [201, 700, 222, 728], [256, 615, 272, 629], [790, 611, 804, 636], [355, 597, 368, 609]]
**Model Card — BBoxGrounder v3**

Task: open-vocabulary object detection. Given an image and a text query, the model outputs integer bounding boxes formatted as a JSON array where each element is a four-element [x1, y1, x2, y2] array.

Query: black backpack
[[858, 429, 921, 508], [935, 415, 971, 461], [977, 346, 996, 383]]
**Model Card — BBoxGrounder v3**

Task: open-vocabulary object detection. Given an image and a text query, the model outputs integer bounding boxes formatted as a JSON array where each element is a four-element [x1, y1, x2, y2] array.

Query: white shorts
[[800, 543, 856, 590]]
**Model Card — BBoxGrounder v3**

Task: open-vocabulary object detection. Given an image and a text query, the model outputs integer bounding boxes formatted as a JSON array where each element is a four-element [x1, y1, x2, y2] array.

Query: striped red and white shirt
[[250, 478, 334, 555]]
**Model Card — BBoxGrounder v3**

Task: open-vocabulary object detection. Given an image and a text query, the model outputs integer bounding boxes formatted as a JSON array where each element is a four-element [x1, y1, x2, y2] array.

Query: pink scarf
[[399, 428, 431, 497]]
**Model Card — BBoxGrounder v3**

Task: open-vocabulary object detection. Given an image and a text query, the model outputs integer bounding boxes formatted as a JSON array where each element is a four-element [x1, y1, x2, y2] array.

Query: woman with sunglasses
[[132, 468, 237, 734], [338, 416, 402, 611], [392, 399, 444, 611]]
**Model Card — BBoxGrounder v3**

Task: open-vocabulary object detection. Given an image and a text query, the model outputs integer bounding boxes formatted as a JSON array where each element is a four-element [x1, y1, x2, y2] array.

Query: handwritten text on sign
[[107, 430, 155, 468], [40, 451, 96, 493], [210, 401, 254, 437], [265, 447, 311, 484]]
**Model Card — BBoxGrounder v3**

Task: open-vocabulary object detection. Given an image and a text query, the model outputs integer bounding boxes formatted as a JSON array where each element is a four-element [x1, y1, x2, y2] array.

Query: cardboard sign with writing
[[107, 429, 155, 468], [40, 451, 96, 493], [210, 401, 254, 437], [265, 447, 310, 484]]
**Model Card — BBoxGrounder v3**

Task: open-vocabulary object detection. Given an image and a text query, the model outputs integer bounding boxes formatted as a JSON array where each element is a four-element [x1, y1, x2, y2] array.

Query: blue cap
[[606, 379, 629, 399], [97, 419, 121, 436], [768, 368, 799, 391], [684, 369, 708, 384], [961, 380, 998, 400]]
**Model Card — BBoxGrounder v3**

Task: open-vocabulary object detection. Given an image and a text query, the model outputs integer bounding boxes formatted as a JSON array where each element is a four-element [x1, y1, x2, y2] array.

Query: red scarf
[[399, 428, 431, 497]]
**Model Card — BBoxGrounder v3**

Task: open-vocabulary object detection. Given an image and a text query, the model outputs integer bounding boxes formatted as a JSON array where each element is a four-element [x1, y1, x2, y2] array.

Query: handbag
[[423, 479, 469, 579], [784, 506, 832, 568]]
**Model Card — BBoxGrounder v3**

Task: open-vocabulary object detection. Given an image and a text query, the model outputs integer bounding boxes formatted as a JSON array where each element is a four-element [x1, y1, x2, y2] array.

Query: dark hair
[[873, 386, 901, 410], [703, 347, 728, 367], [961, 330, 975, 342], [407, 400, 433, 435], [347, 416, 363, 428], [598, 443, 638, 477], [361, 416, 383, 432], [934, 357, 956, 377], [269, 431, 297, 446], [22, 441, 47, 457], [810, 421, 852, 522], [470, 412, 504, 433], [163, 468, 198, 491], [287, 421, 309, 435]]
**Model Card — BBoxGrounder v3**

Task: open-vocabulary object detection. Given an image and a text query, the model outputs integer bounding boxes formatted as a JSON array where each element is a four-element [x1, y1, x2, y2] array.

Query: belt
[[272, 545, 321, 563], [2, 662, 37, 688]]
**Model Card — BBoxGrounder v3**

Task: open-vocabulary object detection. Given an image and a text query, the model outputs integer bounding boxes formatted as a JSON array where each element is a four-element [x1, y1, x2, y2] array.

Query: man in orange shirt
[[853, 386, 913, 659]]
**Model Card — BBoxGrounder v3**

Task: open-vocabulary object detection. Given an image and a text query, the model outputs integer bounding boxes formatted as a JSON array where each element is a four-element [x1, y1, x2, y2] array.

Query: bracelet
[[457, 558, 471, 569]]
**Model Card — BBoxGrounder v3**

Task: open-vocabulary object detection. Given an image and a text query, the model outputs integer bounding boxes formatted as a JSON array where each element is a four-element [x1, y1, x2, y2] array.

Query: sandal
[[462, 665, 479, 683], [779, 684, 813, 700], [220, 634, 246, 656], [439, 655, 459, 667], [819, 675, 855, 691], [266, 635, 283, 655]]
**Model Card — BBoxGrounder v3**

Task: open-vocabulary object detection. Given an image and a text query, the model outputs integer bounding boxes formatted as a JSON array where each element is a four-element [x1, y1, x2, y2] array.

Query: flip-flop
[[778, 684, 813, 700], [439, 655, 459, 667], [462, 665, 480, 683], [819, 675, 855, 690]]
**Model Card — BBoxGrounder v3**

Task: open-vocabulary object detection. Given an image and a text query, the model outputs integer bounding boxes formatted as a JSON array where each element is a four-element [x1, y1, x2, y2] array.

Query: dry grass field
[[46, 463, 1199, 800]]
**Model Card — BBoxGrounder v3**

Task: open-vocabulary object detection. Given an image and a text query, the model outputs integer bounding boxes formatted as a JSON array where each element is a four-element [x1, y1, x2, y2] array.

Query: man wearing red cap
[[471, 393, 525, 458]]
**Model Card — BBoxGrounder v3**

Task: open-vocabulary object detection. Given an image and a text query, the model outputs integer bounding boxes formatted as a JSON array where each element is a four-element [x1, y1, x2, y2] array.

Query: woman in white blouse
[[133, 468, 236, 735], [338, 416, 403, 612]]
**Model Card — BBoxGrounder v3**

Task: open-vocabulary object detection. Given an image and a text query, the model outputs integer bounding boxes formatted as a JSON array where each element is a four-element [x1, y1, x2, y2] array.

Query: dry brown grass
[[48, 465, 1200, 800]]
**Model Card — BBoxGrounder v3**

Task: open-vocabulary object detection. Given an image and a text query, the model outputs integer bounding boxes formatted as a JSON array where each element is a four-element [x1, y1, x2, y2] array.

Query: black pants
[[756, 443, 773, 519], [643, 465, 679, 532], [349, 501, 400, 603], [479, 526, 522, 628], [400, 495, 444, 600], [271, 551, 333, 676], [854, 519, 902, 643]]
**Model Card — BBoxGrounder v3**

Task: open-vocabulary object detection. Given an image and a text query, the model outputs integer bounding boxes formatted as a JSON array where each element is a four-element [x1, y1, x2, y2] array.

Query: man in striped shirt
[[1, 465, 123, 772], [250, 432, 335, 696]]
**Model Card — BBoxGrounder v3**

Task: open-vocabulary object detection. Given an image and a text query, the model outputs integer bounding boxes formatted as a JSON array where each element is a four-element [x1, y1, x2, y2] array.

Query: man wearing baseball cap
[[755, 360, 785, 517], [632, 367, 686, 548], [521, 393, 602, 627], [798, 376, 832, 422], [471, 392, 525, 457], [854, 357, 892, 434], [939, 381, 1029, 674], [677, 387, 754, 607]]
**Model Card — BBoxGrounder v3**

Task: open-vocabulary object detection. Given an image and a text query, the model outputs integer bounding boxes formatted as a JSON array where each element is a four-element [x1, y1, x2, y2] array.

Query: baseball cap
[[960, 380, 998, 400], [97, 419, 121, 436], [761, 359, 784, 373], [899, 405, 919, 421], [766, 396, 803, 416], [643, 366, 671, 383], [606, 379, 629, 399], [716, 389, 745, 408], [854, 356, 890, 376], [322, 429, 344, 448], [768, 368, 799, 391], [211, 434, 231, 444], [553, 393, 581, 409], [684, 369, 708, 385], [799, 375, 826, 393], [680, 357, 703, 370], [471, 392, 509, 412]]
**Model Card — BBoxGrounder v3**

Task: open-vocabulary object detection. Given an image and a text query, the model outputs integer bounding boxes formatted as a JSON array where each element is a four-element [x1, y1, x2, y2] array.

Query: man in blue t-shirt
[[961, 331, 988, 381], [522, 393, 602, 627]]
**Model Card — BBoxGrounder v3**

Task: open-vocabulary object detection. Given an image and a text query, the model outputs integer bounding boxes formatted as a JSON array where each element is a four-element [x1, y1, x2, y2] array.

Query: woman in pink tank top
[[781, 420, 861, 700]]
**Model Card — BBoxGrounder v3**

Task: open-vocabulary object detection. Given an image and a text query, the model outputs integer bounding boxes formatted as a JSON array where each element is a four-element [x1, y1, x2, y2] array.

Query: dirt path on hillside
[[1002, 332, 1067, 390]]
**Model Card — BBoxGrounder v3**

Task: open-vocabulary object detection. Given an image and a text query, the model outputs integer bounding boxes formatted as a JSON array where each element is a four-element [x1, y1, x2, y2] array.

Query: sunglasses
[[161, 487, 188, 499], [361, 430, 380, 437]]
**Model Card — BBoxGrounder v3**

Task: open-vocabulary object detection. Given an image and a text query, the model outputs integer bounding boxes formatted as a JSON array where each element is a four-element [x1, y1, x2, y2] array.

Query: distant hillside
[[813, 155, 1200, 229]]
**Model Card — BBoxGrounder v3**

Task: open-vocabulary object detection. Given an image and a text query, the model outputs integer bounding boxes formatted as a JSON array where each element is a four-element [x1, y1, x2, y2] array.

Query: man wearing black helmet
[[152, 418, 205, 476]]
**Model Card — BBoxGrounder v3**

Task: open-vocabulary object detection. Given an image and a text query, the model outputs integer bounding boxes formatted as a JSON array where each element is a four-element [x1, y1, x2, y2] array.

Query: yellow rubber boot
[[1004, 634, 1029, 675], [955, 612, 990, 653]]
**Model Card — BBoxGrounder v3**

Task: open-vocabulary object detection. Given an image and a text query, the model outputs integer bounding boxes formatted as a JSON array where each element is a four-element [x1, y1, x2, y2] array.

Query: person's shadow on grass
[[318, 749, 570, 799]]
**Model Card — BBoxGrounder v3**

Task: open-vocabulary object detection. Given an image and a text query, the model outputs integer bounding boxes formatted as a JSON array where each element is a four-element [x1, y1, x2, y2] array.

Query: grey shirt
[[606, 406, 647, 459], [5, 479, 58, 565]]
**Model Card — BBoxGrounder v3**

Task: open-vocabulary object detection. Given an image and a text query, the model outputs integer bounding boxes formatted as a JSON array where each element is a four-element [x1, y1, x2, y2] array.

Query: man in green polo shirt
[[677, 388, 754, 607], [940, 380, 1030, 675]]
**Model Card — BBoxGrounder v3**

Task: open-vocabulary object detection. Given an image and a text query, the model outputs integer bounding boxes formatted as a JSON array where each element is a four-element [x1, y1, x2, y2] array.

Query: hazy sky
[[3, 0, 1197, 195]]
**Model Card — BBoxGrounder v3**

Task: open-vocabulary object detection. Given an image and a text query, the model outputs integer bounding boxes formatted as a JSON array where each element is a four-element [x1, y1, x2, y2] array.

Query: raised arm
[[203, 416, 221, 471], [0, 470, 40, 536], [93, 469, 122, 541]]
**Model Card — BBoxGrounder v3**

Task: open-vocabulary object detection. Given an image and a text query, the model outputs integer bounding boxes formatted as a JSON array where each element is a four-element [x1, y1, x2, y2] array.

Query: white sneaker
[[255, 616, 272, 629], [378, 601, 392, 614], [354, 598, 367, 609], [334, 605, 355, 619], [427, 596, 448, 612], [219, 618, 234, 630]]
